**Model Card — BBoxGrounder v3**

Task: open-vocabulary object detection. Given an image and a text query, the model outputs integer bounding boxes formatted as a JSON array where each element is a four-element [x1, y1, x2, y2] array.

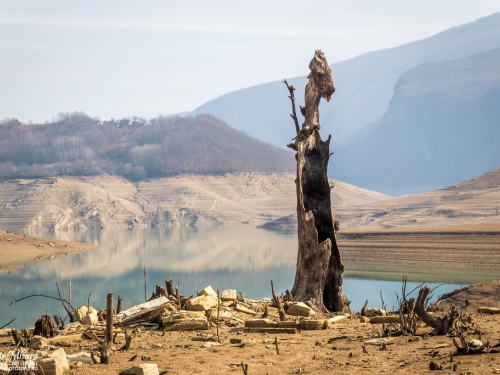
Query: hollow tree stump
[[285, 50, 350, 313]]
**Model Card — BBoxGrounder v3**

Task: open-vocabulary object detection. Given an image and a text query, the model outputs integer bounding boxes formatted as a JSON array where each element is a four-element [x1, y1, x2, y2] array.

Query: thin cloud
[[0, 16, 353, 37]]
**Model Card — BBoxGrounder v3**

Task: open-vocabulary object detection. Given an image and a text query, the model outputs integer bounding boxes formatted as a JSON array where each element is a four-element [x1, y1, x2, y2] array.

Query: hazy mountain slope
[[334, 48, 500, 194], [336, 168, 500, 230], [193, 12, 500, 152], [0, 174, 390, 232]]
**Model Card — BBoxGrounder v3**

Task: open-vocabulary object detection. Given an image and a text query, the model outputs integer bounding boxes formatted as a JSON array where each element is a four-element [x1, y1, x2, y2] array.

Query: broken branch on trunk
[[283, 79, 300, 135], [271, 280, 287, 321]]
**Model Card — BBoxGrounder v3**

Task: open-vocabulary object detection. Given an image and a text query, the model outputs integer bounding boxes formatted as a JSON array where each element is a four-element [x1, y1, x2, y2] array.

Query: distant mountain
[[193, 12, 500, 194], [335, 48, 500, 194], [0, 113, 294, 180]]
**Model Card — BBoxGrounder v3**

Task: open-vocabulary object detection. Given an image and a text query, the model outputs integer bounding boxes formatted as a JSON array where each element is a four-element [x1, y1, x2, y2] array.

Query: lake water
[[1, 226, 496, 329]]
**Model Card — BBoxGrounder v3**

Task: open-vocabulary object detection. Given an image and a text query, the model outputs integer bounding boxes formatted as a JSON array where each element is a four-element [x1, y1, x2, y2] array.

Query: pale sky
[[1, 0, 500, 123]]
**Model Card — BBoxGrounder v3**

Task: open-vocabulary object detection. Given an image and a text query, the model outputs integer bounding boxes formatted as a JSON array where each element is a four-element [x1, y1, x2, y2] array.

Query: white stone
[[66, 352, 93, 363], [185, 295, 218, 311], [81, 310, 98, 326], [35, 348, 69, 375], [120, 363, 160, 375], [198, 285, 217, 297], [73, 306, 97, 322], [221, 289, 237, 301]]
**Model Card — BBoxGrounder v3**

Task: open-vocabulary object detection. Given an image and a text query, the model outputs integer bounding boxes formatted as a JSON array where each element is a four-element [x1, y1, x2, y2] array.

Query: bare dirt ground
[[0, 230, 96, 274], [1, 289, 499, 375], [338, 223, 500, 271]]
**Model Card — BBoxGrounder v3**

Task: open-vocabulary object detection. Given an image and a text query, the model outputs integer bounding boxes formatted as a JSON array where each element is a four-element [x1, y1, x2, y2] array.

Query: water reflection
[[0, 226, 495, 329]]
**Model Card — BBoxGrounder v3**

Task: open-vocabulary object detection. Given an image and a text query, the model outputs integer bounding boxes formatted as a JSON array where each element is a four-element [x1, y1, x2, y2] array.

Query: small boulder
[[221, 289, 237, 301], [286, 302, 315, 317], [81, 310, 98, 326], [120, 363, 160, 375], [364, 308, 386, 317], [35, 348, 69, 375], [66, 352, 93, 363], [186, 295, 218, 311], [28, 335, 48, 350], [198, 285, 217, 297], [74, 306, 97, 322]]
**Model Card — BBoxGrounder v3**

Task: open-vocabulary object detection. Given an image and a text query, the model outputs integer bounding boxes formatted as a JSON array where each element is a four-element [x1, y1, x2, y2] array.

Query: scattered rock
[[234, 304, 257, 316], [369, 316, 400, 324], [365, 308, 386, 317], [185, 295, 218, 311], [120, 363, 160, 375], [73, 306, 97, 322], [36, 348, 69, 375], [364, 338, 395, 346], [81, 310, 98, 326], [244, 318, 277, 328], [286, 302, 315, 317], [162, 311, 209, 331], [221, 289, 237, 301], [28, 335, 47, 350], [198, 285, 217, 297], [429, 361, 444, 370], [66, 352, 93, 363]]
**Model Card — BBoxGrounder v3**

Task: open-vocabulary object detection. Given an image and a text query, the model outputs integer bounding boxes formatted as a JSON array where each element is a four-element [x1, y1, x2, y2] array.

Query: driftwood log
[[415, 286, 456, 335], [285, 50, 349, 313]]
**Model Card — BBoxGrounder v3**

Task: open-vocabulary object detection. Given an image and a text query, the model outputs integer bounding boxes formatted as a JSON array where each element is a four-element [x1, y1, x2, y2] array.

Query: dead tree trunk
[[100, 292, 114, 364], [285, 50, 349, 313]]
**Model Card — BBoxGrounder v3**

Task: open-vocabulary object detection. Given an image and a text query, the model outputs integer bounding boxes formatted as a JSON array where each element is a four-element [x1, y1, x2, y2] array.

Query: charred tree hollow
[[288, 50, 349, 314]]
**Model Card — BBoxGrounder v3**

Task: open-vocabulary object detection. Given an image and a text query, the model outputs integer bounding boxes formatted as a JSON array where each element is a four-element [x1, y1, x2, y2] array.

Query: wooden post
[[117, 296, 123, 314], [100, 292, 113, 364], [143, 267, 147, 302], [285, 50, 349, 313]]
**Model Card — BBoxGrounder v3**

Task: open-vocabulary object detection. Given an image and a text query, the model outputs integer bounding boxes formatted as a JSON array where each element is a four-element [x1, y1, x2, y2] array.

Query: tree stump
[[285, 50, 350, 313]]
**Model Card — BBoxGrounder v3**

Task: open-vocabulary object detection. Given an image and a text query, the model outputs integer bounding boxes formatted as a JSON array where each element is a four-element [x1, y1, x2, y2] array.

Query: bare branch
[[0, 318, 15, 330], [283, 79, 301, 134]]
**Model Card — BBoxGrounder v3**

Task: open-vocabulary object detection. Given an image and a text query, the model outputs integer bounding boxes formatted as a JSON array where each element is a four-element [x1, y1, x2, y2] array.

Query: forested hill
[[0, 113, 294, 180]]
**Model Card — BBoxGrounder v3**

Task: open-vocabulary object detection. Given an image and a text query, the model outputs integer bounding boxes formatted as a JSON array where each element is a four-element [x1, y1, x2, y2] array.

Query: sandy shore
[[0, 230, 97, 274]]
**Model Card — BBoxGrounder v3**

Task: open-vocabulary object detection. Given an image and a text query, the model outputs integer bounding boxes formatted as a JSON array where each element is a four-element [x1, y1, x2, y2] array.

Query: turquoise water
[[0, 226, 494, 329]]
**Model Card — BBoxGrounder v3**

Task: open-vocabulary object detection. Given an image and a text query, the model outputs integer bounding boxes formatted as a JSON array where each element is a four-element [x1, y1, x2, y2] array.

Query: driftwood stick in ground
[[10, 329, 27, 347], [361, 299, 369, 316], [119, 329, 137, 351], [87, 291, 93, 310], [415, 286, 456, 335], [55, 281, 74, 322], [271, 280, 287, 321], [217, 289, 221, 343], [117, 296, 123, 314], [69, 278, 72, 312], [165, 279, 176, 297], [143, 267, 147, 302], [274, 336, 280, 355], [100, 292, 114, 364], [241, 362, 249, 375]]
